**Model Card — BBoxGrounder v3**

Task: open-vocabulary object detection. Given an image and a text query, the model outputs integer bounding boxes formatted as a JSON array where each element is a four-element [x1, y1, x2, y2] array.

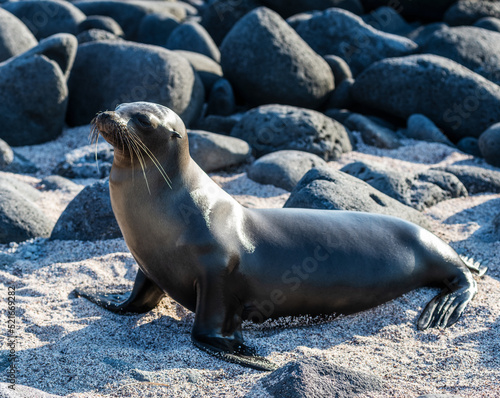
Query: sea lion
[[75, 101, 485, 371]]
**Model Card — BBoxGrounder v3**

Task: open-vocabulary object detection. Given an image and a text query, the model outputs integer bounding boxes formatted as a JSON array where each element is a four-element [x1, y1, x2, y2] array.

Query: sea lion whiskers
[[126, 127, 172, 189], [126, 132, 152, 194]]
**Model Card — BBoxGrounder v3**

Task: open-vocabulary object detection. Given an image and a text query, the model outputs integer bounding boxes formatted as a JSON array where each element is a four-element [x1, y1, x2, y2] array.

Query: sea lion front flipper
[[74, 269, 165, 314], [192, 335, 278, 372], [417, 276, 477, 330]]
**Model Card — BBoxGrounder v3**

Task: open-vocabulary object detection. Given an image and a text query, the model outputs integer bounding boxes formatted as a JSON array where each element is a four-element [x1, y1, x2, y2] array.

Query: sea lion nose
[[94, 111, 117, 133]]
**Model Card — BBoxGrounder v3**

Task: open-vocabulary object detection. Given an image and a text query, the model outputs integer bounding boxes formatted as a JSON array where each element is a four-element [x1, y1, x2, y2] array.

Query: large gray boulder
[[167, 21, 220, 62], [201, 0, 261, 45], [76, 28, 121, 44], [353, 54, 500, 142], [75, 1, 189, 40], [3, 0, 86, 40], [247, 150, 328, 191], [231, 105, 352, 160], [0, 34, 77, 146], [50, 179, 121, 241], [284, 167, 431, 228], [136, 13, 179, 46], [419, 26, 500, 86], [67, 41, 204, 127], [344, 113, 400, 149], [188, 130, 251, 172], [289, 8, 417, 75], [174, 50, 222, 93], [444, 0, 500, 26], [434, 165, 500, 194], [0, 8, 37, 63], [78, 15, 125, 37], [220, 7, 334, 109], [362, 6, 413, 35], [0, 173, 53, 243], [341, 161, 468, 210]]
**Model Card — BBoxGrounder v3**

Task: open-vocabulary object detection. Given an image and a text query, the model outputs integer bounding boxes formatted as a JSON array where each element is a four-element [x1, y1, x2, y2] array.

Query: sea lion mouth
[[90, 111, 126, 145], [90, 110, 172, 191]]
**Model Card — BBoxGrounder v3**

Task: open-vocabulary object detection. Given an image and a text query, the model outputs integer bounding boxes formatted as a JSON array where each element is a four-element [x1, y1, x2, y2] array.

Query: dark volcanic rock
[[323, 54, 352, 85], [0, 139, 13, 168], [353, 54, 500, 142], [196, 114, 240, 135], [188, 130, 251, 172], [247, 150, 327, 191], [290, 8, 416, 76], [457, 137, 481, 157], [325, 78, 355, 110], [3, 0, 86, 40], [285, 167, 431, 228], [344, 114, 400, 149], [1, 151, 39, 174], [478, 123, 500, 167], [50, 179, 121, 241], [67, 41, 204, 127], [260, 0, 363, 18], [360, 0, 456, 20], [206, 78, 236, 116], [231, 104, 352, 160], [174, 50, 222, 93], [444, 0, 500, 26], [137, 13, 179, 46], [362, 6, 413, 35], [54, 143, 113, 179], [167, 21, 220, 62], [78, 15, 124, 37], [341, 161, 467, 210], [0, 8, 37, 62], [220, 7, 334, 109], [257, 358, 385, 398], [76, 29, 121, 44], [0, 173, 53, 243], [474, 17, 500, 33], [0, 34, 77, 146], [492, 213, 500, 240], [75, 1, 188, 40], [407, 22, 447, 47], [405, 114, 454, 146], [38, 175, 79, 192], [434, 165, 500, 194], [201, 0, 261, 45], [419, 26, 500, 86]]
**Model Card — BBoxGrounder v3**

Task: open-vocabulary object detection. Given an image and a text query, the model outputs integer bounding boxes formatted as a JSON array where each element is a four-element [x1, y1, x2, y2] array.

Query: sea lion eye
[[135, 114, 152, 128]]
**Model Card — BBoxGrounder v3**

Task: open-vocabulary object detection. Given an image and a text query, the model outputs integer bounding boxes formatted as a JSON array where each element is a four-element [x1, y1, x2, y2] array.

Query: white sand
[[1, 128, 499, 397]]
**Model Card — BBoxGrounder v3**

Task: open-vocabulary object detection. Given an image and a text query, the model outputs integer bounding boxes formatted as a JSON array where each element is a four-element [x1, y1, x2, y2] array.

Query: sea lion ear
[[171, 131, 182, 139]]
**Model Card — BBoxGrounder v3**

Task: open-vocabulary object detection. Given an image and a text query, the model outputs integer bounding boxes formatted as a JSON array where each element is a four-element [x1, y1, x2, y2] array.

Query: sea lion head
[[91, 102, 189, 185], [92, 101, 186, 150]]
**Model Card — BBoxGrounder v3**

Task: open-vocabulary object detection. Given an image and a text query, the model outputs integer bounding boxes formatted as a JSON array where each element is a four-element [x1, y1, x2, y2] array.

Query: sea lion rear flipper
[[74, 269, 165, 314], [192, 335, 278, 372], [417, 276, 477, 330], [191, 278, 278, 371]]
